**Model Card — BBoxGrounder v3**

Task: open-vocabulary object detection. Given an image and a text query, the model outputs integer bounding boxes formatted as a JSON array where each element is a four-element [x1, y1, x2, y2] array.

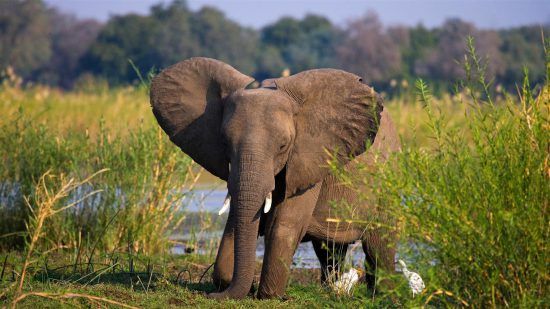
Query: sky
[[45, 0, 550, 29]]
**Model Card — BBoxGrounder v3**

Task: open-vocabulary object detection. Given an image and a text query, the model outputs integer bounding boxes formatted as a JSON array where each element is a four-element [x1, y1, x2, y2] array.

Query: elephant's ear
[[274, 69, 383, 196], [150, 57, 254, 180]]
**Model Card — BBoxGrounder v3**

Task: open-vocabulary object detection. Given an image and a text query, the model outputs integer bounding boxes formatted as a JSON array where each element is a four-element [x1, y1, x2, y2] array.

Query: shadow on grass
[[31, 263, 218, 296]]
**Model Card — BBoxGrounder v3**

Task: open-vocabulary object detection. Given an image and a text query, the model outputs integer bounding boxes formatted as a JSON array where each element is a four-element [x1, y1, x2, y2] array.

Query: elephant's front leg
[[212, 209, 235, 290], [257, 183, 321, 299]]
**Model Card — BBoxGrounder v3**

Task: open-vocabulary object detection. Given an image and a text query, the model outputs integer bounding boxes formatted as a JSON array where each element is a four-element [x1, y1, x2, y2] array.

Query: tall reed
[[0, 108, 196, 260], [4, 170, 139, 308]]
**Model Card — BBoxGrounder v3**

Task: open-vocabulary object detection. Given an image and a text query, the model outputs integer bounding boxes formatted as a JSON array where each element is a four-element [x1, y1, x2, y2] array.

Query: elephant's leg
[[312, 240, 348, 285], [212, 211, 235, 290], [257, 183, 321, 299], [362, 229, 396, 292]]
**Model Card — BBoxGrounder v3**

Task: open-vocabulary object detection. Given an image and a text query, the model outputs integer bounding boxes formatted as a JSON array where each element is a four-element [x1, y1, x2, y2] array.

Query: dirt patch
[[94, 285, 135, 302], [289, 268, 321, 285]]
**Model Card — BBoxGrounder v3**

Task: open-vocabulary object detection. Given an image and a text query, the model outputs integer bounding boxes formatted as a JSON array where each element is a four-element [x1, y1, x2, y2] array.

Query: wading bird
[[398, 259, 425, 297], [333, 268, 360, 295]]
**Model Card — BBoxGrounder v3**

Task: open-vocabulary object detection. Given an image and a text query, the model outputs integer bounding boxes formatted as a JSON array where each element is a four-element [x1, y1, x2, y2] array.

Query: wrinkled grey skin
[[150, 58, 400, 299]]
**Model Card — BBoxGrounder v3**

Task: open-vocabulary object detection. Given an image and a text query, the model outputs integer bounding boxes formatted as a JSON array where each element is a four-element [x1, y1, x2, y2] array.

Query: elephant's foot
[[206, 291, 230, 300], [258, 183, 322, 300], [206, 291, 231, 300], [206, 283, 257, 299], [256, 289, 286, 300], [211, 271, 231, 291], [206, 289, 246, 300]]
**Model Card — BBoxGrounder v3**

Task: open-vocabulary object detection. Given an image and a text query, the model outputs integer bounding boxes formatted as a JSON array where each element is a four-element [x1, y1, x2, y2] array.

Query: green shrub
[[333, 37, 549, 307]]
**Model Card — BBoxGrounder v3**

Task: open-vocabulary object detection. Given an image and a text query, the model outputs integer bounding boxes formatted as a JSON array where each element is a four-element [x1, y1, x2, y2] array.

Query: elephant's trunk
[[212, 152, 273, 299]]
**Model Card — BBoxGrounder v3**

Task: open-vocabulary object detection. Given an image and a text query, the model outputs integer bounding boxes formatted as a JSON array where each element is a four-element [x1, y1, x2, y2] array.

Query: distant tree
[[35, 10, 102, 87], [191, 6, 258, 74], [415, 18, 477, 81], [336, 12, 401, 84], [499, 26, 546, 88], [79, 13, 161, 84], [290, 14, 341, 70], [415, 18, 511, 89], [474, 29, 505, 80], [80, 1, 258, 84], [387, 25, 411, 79], [261, 17, 303, 49], [2, 0, 544, 92], [254, 45, 287, 80], [149, 0, 199, 68], [260, 14, 340, 77], [396, 24, 437, 80], [0, 0, 51, 79]]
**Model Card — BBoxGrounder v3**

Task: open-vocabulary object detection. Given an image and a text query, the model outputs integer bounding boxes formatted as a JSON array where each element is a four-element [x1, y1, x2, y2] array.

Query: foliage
[[79, 14, 160, 85], [331, 38, 549, 307], [499, 26, 548, 87], [80, 2, 259, 84], [259, 14, 340, 78], [38, 10, 102, 88], [0, 0, 548, 93], [0, 0, 51, 78], [336, 12, 402, 84], [0, 99, 197, 256], [0, 21, 548, 305]]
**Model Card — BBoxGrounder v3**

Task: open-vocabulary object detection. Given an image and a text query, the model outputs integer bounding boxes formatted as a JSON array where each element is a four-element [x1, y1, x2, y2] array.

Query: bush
[[333, 38, 549, 306]]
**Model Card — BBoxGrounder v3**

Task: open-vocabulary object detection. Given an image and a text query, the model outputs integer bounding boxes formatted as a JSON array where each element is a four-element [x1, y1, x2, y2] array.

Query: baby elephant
[[150, 57, 400, 299]]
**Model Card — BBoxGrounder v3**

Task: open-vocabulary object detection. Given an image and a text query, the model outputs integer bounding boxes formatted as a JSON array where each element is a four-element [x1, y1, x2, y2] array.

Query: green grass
[[0, 250, 386, 308], [4, 280, 375, 308]]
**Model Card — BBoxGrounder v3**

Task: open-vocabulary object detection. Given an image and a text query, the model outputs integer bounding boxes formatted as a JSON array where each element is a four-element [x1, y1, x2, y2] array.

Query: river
[[174, 189, 366, 269]]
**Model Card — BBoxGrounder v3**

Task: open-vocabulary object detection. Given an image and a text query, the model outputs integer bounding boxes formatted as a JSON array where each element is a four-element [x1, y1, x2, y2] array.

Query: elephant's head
[[150, 57, 383, 298]]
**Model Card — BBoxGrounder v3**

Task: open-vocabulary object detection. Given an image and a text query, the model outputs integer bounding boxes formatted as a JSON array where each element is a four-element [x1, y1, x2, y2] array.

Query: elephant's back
[[360, 108, 401, 164]]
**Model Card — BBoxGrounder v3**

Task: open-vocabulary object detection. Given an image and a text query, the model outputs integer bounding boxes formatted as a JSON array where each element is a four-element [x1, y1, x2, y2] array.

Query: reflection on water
[[172, 236, 366, 269], [184, 188, 228, 212], [179, 189, 366, 269], [2, 181, 366, 269]]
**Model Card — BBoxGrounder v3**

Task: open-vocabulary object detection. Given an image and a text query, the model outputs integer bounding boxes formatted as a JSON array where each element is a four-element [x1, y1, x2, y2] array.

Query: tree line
[[1, 0, 547, 93]]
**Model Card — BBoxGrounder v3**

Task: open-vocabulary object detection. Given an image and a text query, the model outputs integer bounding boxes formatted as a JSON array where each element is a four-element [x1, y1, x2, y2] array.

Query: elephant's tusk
[[219, 193, 231, 215], [264, 192, 272, 213], [218, 163, 232, 216]]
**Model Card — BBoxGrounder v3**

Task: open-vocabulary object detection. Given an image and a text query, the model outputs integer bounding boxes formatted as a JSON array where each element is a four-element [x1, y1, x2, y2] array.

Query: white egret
[[333, 268, 359, 295], [398, 259, 425, 297]]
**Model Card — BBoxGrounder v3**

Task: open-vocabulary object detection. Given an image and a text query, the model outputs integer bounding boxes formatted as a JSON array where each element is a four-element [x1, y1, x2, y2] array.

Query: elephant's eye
[[279, 144, 287, 152]]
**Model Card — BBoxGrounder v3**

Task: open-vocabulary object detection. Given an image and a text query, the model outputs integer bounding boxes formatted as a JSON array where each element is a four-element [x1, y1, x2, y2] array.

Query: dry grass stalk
[[13, 169, 108, 305]]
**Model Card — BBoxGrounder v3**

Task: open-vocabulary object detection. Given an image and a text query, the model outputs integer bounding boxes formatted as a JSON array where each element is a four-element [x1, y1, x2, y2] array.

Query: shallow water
[[1, 182, 366, 269], [178, 189, 366, 269]]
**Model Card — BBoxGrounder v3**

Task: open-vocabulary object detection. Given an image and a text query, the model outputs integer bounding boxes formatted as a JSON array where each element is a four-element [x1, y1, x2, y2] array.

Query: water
[[184, 188, 228, 212], [179, 189, 366, 269], [1, 182, 366, 269]]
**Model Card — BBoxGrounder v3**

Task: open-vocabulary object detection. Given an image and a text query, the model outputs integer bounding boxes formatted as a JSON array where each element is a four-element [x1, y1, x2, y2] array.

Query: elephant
[[150, 57, 400, 299]]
